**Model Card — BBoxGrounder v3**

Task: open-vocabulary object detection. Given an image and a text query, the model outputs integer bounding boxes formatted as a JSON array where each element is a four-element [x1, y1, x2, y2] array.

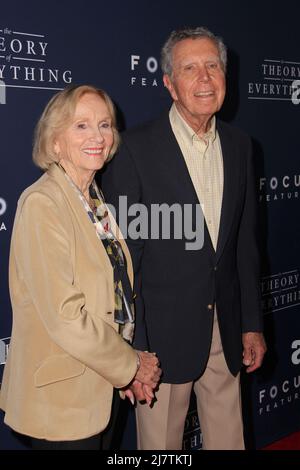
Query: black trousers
[[30, 389, 122, 450], [31, 432, 103, 450]]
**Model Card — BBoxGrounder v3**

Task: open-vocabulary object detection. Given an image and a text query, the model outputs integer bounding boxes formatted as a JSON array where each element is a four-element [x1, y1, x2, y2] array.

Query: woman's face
[[54, 92, 114, 176]]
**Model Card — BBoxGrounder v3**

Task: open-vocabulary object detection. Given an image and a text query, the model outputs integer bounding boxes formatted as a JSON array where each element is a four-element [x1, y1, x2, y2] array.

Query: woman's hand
[[124, 380, 154, 406]]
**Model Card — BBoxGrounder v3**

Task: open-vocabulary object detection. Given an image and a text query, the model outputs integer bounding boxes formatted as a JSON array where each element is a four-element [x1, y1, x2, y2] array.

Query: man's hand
[[242, 332, 267, 373], [123, 350, 161, 406], [135, 350, 161, 388]]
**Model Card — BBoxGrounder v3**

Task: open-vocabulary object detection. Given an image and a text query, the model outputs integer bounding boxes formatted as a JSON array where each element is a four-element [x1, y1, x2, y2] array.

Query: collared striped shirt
[[169, 103, 224, 250]]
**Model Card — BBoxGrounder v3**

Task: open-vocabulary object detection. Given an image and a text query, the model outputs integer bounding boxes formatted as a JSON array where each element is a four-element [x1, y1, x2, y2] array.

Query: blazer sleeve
[[237, 138, 263, 333], [102, 141, 149, 351], [13, 191, 137, 388]]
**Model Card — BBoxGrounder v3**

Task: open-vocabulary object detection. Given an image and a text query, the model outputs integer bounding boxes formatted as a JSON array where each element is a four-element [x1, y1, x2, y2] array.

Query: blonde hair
[[33, 84, 120, 170]]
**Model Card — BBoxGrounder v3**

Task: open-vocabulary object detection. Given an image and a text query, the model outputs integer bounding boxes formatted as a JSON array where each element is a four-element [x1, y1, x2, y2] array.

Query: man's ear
[[163, 74, 178, 101]]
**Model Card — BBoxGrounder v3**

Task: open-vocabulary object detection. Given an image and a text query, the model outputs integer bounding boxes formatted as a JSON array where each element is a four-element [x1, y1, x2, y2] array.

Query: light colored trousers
[[136, 314, 245, 450]]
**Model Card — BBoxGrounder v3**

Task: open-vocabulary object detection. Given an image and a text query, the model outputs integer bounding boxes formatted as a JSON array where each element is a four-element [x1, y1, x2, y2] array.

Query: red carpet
[[263, 430, 300, 450]]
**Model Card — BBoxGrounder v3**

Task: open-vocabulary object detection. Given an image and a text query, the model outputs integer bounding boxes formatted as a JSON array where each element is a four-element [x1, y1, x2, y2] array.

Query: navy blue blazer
[[101, 111, 263, 383]]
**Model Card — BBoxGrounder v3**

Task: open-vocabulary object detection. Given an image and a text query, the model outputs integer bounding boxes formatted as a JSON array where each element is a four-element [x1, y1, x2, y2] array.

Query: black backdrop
[[0, 0, 299, 450]]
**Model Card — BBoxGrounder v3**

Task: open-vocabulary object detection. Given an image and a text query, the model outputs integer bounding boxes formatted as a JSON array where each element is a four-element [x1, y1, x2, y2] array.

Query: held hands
[[135, 350, 161, 387], [242, 332, 267, 373], [124, 380, 154, 406], [124, 350, 161, 406]]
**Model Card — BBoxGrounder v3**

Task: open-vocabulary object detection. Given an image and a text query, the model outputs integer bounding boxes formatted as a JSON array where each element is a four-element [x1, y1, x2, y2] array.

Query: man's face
[[164, 37, 226, 130]]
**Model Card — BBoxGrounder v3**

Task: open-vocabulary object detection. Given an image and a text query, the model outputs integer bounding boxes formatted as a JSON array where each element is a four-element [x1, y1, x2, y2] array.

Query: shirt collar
[[169, 102, 217, 144]]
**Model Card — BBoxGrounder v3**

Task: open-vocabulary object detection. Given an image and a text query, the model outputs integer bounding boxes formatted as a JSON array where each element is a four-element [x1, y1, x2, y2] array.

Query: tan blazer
[[0, 163, 137, 441]]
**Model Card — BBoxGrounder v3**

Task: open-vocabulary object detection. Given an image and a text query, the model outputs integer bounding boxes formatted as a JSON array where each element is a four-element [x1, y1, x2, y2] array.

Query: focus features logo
[[130, 54, 160, 87], [258, 375, 300, 415], [0, 26, 73, 98], [259, 174, 299, 203], [258, 341, 300, 415], [248, 58, 300, 104], [0, 197, 7, 231], [261, 269, 300, 314]]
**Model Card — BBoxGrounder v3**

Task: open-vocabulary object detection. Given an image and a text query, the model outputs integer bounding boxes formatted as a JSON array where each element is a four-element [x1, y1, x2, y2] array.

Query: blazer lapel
[[156, 113, 201, 204], [216, 121, 240, 261], [47, 164, 114, 279], [48, 163, 134, 289], [157, 112, 215, 254]]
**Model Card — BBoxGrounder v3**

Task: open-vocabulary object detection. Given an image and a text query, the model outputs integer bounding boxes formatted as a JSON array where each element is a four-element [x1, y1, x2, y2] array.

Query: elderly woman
[[0, 85, 160, 450]]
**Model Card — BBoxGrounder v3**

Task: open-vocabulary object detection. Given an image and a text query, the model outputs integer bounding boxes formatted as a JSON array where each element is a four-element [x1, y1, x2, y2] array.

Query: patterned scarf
[[61, 166, 135, 343]]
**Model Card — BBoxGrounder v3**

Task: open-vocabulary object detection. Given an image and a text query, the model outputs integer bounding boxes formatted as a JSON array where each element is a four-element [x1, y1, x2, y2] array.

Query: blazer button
[[214, 266, 217, 271], [107, 311, 112, 315], [207, 304, 213, 310]]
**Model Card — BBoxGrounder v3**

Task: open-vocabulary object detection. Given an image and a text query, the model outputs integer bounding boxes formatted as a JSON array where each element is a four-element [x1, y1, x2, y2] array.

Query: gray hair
[[161, 26, 227, 76]]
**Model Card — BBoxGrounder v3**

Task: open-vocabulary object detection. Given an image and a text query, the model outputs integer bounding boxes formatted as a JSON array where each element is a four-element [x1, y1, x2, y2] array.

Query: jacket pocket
[[34, 354, 86, 387]]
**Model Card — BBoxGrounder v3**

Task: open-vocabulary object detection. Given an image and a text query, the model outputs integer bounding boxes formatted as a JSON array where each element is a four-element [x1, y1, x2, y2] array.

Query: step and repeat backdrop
[[0, 0, 299, 449]]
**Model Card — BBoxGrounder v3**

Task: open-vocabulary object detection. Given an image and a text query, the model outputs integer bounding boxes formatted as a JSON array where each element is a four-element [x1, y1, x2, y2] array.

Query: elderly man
[[102, 27, 266, 450]]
